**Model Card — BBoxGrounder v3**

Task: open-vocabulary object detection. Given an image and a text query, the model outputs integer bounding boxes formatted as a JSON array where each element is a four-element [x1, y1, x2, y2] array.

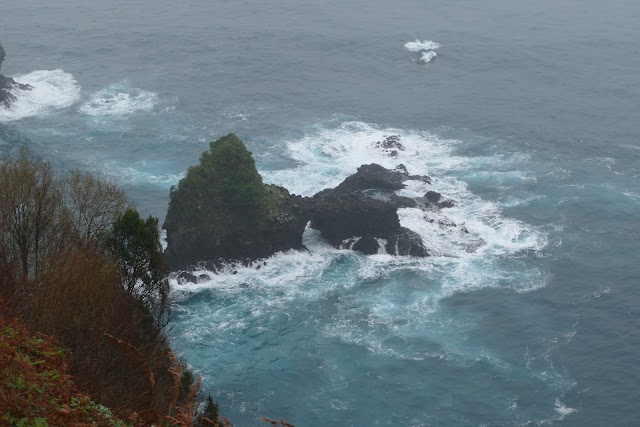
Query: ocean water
[[1, 0, 639, 425]]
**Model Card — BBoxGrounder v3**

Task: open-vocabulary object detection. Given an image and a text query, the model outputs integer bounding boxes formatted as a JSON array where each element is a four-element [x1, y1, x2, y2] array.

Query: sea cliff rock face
[[0, 42, 32, 108], [164, 184, 308, 270]]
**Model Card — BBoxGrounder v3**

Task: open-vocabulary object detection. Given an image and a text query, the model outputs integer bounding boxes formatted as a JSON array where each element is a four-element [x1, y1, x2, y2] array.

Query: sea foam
[[172, 121, 549, 347], [405, 39, 441, 64], [0, 70, 81, 121], [169, 121, 567, 424], [79, 81, 158, 117], [420, 51, 437, 63], [404, 39, 441, 52]]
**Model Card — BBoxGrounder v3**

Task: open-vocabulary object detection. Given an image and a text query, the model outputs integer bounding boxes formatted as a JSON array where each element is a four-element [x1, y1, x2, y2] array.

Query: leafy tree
[[109, 208, 170, 334]]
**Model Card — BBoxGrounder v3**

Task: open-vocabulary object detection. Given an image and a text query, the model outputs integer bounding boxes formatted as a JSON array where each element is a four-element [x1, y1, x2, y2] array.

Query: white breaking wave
[[170, 120, 564, 424], [98, 159, 185, 186], [420, 51, 437, 63], [171, 226, 343, 298], [0, 70, 81, 122], [171, 121, 549, 362], [405, 39, 441, 52], [267, 121, 547, 294], [405, 39, 440, 64], [554, 399, 578, 419], [79, 82, 158, 116]]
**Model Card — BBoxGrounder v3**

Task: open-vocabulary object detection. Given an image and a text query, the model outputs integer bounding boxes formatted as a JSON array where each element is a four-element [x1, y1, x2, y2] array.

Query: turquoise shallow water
[[1, 0, 640, 425]]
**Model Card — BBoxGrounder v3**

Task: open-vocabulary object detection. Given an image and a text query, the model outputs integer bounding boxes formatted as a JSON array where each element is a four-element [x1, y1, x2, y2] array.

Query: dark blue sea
[[2, 0, 639, 425]]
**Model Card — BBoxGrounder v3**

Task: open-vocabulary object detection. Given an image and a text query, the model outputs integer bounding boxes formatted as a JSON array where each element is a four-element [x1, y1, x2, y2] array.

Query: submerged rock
[[423, 190, 455, 208], [373, 135, 404, 157], [175, 271, 199, 284], [425, 191, 441, 203]]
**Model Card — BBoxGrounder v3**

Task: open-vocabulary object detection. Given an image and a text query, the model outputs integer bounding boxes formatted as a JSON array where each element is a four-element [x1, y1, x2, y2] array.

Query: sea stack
[[0, 41, 32, 108], [164, 134, 441, 271]]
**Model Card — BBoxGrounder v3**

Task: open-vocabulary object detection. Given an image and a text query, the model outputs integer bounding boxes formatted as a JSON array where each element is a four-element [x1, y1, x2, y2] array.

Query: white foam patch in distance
[[420, 51, 437, 63], [405, 39, 441, 52], [80, 81, 158, 116]]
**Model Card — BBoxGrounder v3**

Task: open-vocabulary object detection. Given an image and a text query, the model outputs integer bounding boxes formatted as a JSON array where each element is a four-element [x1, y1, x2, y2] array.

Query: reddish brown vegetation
[[0, 149, 227, 426], [0, 303, 226, 426], [0, 306, 123, 426]]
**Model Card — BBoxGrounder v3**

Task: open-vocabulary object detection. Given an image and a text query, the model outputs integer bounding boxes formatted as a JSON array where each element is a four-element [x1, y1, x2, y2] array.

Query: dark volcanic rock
[[165, 184, 309, 270], [176, 271, 199, 284], [163, 134, 310, 270], [167, 138, 438, 266], [0, 42, 32, 108], [374, 135, 404, 157], [425, 191, 442, 203], [352, 236, 381, 255], [389, 194, 418, 208], [386, 228, 429, 256], [334, 164, 410, 193], [309, 190, 400, 247], [308, 163, 429, 257], [175, 271, 211, 284], [422, 191, 455, 208]]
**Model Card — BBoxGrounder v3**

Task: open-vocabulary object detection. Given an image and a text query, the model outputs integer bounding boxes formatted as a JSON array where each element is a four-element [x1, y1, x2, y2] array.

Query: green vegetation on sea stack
[[164, 134, 308, 270], [166, 133, 267, 236]]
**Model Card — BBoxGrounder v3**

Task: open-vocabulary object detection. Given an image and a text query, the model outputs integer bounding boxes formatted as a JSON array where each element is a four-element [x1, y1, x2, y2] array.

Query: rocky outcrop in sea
[[308, 164, 430, 256], [164, 134, 468, 275], [0, 42, 32, 108]]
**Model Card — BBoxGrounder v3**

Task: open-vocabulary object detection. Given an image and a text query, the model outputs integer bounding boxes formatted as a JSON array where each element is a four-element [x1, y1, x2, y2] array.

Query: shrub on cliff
[[167, 133, 264, 221], [109, 208, 171, 334]]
